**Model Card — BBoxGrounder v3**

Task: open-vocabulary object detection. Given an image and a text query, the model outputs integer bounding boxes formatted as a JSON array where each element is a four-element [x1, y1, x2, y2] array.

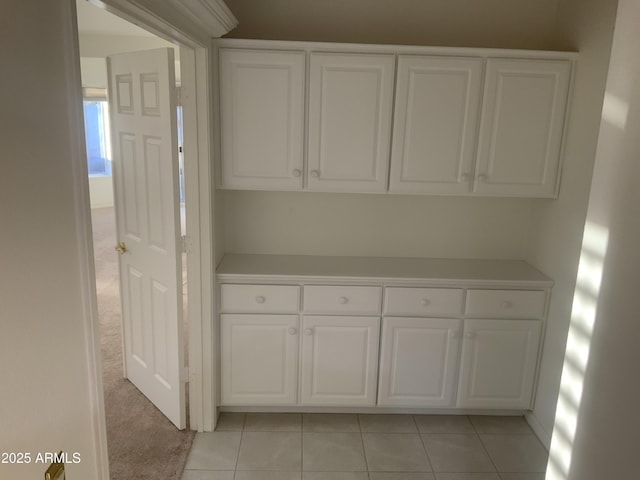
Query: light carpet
[[91, 207, 194, 480]]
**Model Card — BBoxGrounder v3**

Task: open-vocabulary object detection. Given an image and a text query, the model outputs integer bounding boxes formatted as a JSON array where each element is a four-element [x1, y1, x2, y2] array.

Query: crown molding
[[169, 0, 238, 38], [89, 0, 238, 47]]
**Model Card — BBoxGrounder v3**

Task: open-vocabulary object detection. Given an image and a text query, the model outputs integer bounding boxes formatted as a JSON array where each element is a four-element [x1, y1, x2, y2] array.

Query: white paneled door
[[108, 48, 185, 429]]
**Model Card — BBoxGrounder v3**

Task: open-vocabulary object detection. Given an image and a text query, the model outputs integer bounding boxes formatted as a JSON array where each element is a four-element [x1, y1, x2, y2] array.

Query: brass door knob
[[114, 242, 127, 255]]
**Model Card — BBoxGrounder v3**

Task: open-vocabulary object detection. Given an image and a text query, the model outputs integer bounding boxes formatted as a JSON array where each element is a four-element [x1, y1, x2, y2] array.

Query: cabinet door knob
[[310, 170, 320, 178], [461, 173, 470, 181], [477, 174, 487, 182], [255, 296, 266, 304], [465, 331, 477, 339], [304, 328, 314, 336], [338, 296, 349, 304], [502, 301, 513, 309], [292, 169, 302, 178], [421, 298, 431, 306], [288, 327, 297, 335], [450, 330, 461, 339]]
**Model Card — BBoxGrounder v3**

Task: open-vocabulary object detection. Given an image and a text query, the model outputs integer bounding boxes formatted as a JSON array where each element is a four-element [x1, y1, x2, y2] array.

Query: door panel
[[108, 48, 185, 429], [221, 314, 299, 405], [219, 48, 305, 190], [474, 59, 571, 197], [390, 56, 483, 194], [307, 53, 395, 192], [301, 315, 380, 406], [457, 319, 541, 409], [378, 317, 462, 407]]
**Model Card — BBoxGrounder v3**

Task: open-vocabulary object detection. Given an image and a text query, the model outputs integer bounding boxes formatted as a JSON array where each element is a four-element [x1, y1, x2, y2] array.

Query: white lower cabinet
[[378, 317, 462, 407], [220, 314, 299, 405], [301, 315, 380, 406], [217, 259, 551, 411], [457, 319, 542, 409]]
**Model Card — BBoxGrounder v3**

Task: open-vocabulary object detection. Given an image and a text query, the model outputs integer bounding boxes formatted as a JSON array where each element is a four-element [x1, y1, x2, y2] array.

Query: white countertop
[[216, 254, 553, 287]]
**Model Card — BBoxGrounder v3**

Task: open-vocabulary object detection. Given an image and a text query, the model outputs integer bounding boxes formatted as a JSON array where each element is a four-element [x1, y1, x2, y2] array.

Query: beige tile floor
[[182, 413, 548, 480]]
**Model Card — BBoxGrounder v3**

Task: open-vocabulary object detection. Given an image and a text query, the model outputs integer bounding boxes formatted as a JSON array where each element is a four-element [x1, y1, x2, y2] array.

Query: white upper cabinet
[[307, 53, 395, 193], [390, 56, 483, 195], [474, 59, 571, 197], [218, 48, 305, 190], [215, 41, 574, 197]]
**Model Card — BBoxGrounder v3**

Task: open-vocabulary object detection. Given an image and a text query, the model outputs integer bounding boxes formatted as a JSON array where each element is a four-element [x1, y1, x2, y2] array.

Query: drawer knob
[[255, 296, 266, 304], [338, 296, 349, 304], [288, 327, 297, 335], [502, 301, 513, 309], [304, 328, 314, 336], [292, 169, 302, 178], [311, 170, 320, 178], [421, 298, 431, 306]]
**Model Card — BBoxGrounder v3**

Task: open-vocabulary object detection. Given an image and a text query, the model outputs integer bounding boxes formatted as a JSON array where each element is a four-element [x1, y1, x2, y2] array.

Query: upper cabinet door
[[474, 59, 571, 197], [219, 49, 305, 190], [307, 53, 395, 193], [389, 56, 483, 195]]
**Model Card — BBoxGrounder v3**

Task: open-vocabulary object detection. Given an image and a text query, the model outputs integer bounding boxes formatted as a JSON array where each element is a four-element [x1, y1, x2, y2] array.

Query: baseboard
[[220, 406, 528, 416], [525, 411, 552, 450]]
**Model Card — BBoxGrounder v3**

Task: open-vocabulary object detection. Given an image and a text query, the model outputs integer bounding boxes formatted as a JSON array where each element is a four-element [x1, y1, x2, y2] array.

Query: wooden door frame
[[69, 1, 236, 478]]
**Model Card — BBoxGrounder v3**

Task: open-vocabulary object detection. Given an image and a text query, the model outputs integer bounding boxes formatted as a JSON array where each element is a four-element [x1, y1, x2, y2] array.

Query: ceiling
[[76, 0, 153, 37]]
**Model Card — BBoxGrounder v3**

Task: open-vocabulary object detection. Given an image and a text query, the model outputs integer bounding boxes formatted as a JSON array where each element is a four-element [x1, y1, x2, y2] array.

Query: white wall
[[223, 191, 534, 258], [548, 0, 640, 477], [79, 32, 174, 58], [524, 0, 618, 445], [80, 56, 108, 87], [223, 0, 561, 49], [0, 0, 103, 478]]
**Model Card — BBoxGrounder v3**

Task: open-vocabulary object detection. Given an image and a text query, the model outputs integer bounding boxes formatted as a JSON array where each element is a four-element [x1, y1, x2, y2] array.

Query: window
[[82, 87, 112, 176]]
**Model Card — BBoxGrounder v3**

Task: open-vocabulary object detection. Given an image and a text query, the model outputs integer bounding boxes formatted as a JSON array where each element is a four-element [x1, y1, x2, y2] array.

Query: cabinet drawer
[[220, 284, 300, 313], [384, 287, 464, 316], [465, 289, 546, 319], [303, 285, 382, 314]]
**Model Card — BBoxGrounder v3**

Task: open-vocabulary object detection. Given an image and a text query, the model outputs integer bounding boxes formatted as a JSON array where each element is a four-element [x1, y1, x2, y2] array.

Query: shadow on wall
[[547, 83, 632, 479], [547, 221, 608, 479]]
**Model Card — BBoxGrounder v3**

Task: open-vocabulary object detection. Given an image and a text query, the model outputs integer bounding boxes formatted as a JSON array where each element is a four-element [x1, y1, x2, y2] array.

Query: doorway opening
[[77, 0, 194, 477]]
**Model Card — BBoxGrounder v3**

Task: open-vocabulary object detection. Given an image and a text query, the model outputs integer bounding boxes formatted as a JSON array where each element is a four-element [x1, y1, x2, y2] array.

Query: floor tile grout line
[[477, 428, 502, 475], [301, 425, 305, 475], [411, 413, 420, 434], [417, 427, 435, 474]]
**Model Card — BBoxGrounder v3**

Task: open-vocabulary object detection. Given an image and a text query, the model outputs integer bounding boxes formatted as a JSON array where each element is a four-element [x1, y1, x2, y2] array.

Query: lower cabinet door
[[378, 317, 462, 407], [301, 315, 380, 406], [457, 319, 541, 409], [221, 314, 299, 405]]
